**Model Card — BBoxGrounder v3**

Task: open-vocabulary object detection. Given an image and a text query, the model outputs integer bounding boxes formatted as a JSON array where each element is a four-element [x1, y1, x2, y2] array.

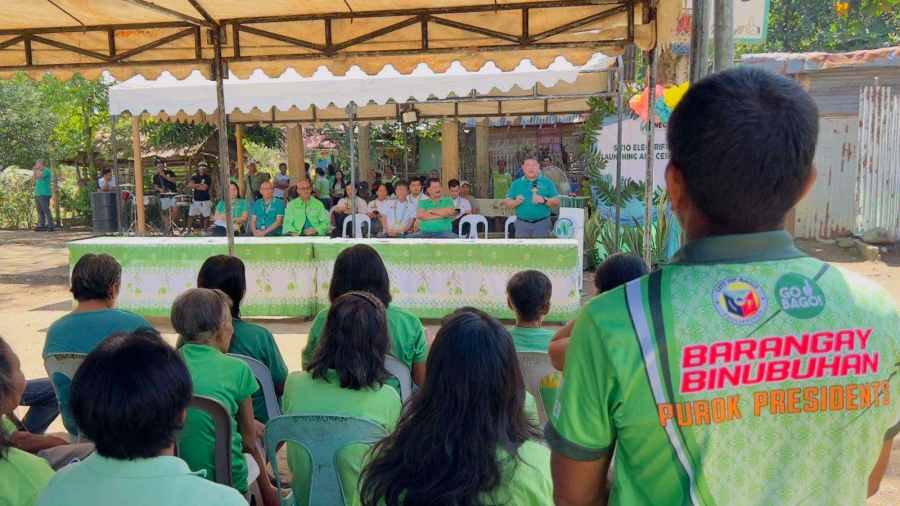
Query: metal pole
[[643, 49, 657, 267], [347, 103, 359, 237], [690, 0, 710, 82], [111, 114, 123, 234], [713, 0, 734, 72], [613, 59, 625, 252], [212, 27, 235, 256]]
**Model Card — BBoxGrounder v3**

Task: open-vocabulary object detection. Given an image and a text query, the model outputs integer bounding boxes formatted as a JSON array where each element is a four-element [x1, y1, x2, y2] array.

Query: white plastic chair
[[43, 352, 87, 436], [383, 355, 413, 402], [516, 351, 555, 425], [341, 213, 372, 238], [459, 214, 489, 239], [504, 216, 517, 239]]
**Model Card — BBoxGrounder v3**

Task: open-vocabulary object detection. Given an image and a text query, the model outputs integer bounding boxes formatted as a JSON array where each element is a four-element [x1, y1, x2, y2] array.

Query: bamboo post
[[131, 114, 145, 234], [642, 50, 657, 267], [212, 28, 235, 256], [236, 124, 246, 196]]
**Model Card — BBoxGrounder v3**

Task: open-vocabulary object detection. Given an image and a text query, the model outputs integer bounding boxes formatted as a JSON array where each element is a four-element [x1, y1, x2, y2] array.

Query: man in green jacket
[[32, 159, 54, 232], [282, 179, 330, 236]]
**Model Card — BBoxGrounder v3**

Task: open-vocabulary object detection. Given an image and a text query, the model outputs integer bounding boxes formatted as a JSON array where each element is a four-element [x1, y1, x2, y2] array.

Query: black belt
[[517, 217, 550, 224]]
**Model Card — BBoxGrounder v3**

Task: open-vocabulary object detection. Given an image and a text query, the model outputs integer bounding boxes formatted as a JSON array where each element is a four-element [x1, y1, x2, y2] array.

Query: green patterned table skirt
[[68, 237, 581, 322]]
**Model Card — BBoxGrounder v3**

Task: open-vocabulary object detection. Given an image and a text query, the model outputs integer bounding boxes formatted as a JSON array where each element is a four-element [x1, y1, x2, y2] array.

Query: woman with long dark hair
[[331, 170, 346, 200], [197, 255, 288, 423], [359, 308, 552, 506], [301, 245, 427, 388], [283, 291, 401, 506]]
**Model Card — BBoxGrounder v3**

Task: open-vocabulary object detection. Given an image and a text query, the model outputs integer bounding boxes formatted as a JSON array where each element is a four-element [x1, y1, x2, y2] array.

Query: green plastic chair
[[264, 414, 388, 506]]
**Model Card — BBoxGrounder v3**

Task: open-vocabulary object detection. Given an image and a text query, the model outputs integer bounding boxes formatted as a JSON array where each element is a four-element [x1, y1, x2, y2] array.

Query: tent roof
[[110, 52, 614, 124], [0, 0, 679, 80]]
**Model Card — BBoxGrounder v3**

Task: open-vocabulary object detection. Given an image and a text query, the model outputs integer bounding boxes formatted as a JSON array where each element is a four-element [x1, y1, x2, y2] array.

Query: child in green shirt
[[506, 270, 555, 353], [171, 289, 278, 506]]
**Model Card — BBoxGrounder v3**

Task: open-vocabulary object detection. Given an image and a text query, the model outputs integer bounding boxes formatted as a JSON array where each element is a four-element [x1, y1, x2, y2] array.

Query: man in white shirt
[[273, 162, 291, 200], [384, 180, 417, 237], [408, 177, 424, 206], [97, 168, 117, 192], [448, 178, 472, 235]]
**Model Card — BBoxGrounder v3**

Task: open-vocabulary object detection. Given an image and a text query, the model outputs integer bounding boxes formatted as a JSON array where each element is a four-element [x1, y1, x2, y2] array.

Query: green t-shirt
[[178, 344, 258, 494], [0, 447, 53, 506], [417, 197, 454, 233], [36, 454, 245, 506], [281, 370, 402, 506], [252, 198, 285, 235], [34, 168, 52, 197], [547, 231, 900, 506], [483, 441, 553, 505], [44, 309, 152, 435], [303, 305, 428, 373], [509, 326, 555, 353], [492, 172, 512, 200], [314, 176, 332, 199], [1, 415, 18, 435], [228, 318, 288, 423], [214, 199, 248, 219], [282, 197, 330, 236], [506, 175, 559, 221]]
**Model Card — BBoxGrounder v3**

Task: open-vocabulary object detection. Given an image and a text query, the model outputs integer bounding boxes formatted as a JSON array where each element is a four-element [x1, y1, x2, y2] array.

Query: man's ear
[[506, 296, 514, 312], [665, 163, 686, 213], [798, 165, 817, 202]]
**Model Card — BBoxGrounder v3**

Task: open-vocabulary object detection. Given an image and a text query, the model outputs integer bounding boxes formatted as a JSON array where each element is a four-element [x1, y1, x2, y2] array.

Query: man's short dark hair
[[667, 67, 819, 233], [71, 329, 192, 460], [395, 180, 409, 189], [426, 177, 441, 189], [101, 168, 112, 176], [279, 162, 288, 169], [70, 254, 121, 302], [506, 270, 552, 322], [448, 179, 460, 189]]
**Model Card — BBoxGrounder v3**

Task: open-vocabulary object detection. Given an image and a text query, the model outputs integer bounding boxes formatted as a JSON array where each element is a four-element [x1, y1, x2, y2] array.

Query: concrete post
[[441, 119, 460, 188], [475, 119, 490, 198]]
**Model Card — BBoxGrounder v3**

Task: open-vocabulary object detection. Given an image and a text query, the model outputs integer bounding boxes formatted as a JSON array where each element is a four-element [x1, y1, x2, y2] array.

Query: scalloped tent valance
[[0, 0, 679, 81], [109, 53, 615, 124]]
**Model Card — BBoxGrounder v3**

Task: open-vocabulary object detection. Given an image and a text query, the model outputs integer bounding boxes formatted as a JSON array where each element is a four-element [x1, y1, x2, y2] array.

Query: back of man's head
[[506, 270, 552, 323], [71, 253, 121, 302], [667, 67, 818, 234]]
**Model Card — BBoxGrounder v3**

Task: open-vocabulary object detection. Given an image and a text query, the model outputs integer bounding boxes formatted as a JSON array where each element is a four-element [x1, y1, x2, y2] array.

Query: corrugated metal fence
[[857, 84, 900, 237]]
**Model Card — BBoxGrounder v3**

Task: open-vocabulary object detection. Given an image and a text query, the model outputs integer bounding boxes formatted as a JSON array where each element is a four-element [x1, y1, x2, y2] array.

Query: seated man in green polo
[[282, 179, 330, 236], [502, 158, 560, 238], [407, 177, 457, 239], [250, 181, 284, 236], [548, 67, 899, 505]]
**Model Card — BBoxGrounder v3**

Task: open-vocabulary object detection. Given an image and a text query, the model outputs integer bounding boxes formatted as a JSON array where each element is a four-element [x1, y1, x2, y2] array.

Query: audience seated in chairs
[[382, 180, 416, 238], [406, 178, 458, 239], [303, 245, 427, 391], [283, 291, 402, 506], [0, 336, 54, 506], [212, 182, 249, 237], [36, 330, 246, 506], [367, 183, 395, 237], [197, 255, 288, 424], [43, 254, 151, 435], [359, 308, 552, 506], [170, 289, 278, 506], [250, 181, 285, 237], [330, 182, 368, 238]]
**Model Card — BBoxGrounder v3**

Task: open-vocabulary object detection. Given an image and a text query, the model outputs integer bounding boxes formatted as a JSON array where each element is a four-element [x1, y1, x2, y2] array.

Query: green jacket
[[282, 197, 330, 236]]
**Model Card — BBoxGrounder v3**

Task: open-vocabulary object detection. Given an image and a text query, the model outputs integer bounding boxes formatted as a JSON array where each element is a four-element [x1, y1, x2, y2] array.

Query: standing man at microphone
[[502, 158, 560, 238]]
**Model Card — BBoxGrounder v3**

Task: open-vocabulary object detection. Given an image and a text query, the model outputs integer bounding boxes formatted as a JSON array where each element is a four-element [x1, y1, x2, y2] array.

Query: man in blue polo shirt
[[502, 158, 560, 238]]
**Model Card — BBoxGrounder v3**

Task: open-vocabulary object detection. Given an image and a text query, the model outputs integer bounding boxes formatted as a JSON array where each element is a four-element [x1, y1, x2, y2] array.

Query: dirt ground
[[1, 230, 898, 504]]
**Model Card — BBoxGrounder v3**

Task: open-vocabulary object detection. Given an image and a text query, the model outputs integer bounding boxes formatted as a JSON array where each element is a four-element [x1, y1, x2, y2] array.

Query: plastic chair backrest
[[341, 213, 372, 238], [459, 214, 489, 239], [504, 215, 517, 239], [188, 395, 233, 487], [516, 351, 555, 425], [228, 353, 282, 420], [265, 414, 388, 506], [43, 352, 87, 436], [383, 355, 412, 402]]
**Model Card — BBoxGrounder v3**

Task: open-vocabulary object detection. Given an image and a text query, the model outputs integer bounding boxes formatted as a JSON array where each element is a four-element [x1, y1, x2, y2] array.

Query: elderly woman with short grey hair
[[171, 288, 279, 506]]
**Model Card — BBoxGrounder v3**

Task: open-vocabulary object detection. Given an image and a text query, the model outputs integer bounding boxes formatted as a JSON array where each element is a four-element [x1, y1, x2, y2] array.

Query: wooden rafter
[[117, 0, 213, 28]]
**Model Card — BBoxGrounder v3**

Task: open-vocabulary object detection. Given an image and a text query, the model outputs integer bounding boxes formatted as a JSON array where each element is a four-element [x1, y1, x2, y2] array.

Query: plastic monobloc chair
[[264, 414, 388, 506], [43, 352, 87, 436], [516, 351, 555, 425], [383, 355, 412, 402], [229, 353, 282, 421]]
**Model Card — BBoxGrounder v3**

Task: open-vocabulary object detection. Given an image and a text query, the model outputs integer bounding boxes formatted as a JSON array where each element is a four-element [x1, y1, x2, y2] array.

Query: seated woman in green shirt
[[0, 336, 54, 506], [36, 329, 246, 506], [197, 255, 288, 423], [171, 289, 278, 506], [302, 244, 428, 388], [212, 182, 249, 236], [283, 291, 401, 506], [359, 308, 552, 506]]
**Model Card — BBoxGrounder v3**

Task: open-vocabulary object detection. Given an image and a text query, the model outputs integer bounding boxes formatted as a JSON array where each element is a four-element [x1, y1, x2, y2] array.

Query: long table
[[68, 237, 582, 322]]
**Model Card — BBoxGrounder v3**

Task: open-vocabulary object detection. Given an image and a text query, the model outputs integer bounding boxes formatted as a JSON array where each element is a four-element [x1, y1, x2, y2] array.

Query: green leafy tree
[[0, 75, 56, 169]]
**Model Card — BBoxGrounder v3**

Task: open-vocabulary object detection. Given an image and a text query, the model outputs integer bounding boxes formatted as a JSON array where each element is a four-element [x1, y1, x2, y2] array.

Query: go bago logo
[[775, 273, 826, 319], [712, 276, 767, 325]]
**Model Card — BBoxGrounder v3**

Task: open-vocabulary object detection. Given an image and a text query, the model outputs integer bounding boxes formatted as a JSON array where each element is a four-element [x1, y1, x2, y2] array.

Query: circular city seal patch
[[775, 273, 826, 319], [553, 218, 575, 238], [712, 276, 768, 326]]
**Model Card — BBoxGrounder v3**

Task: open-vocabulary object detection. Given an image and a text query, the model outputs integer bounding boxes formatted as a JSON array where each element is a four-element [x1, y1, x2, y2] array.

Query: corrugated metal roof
[[741, 46, 900, 75]]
